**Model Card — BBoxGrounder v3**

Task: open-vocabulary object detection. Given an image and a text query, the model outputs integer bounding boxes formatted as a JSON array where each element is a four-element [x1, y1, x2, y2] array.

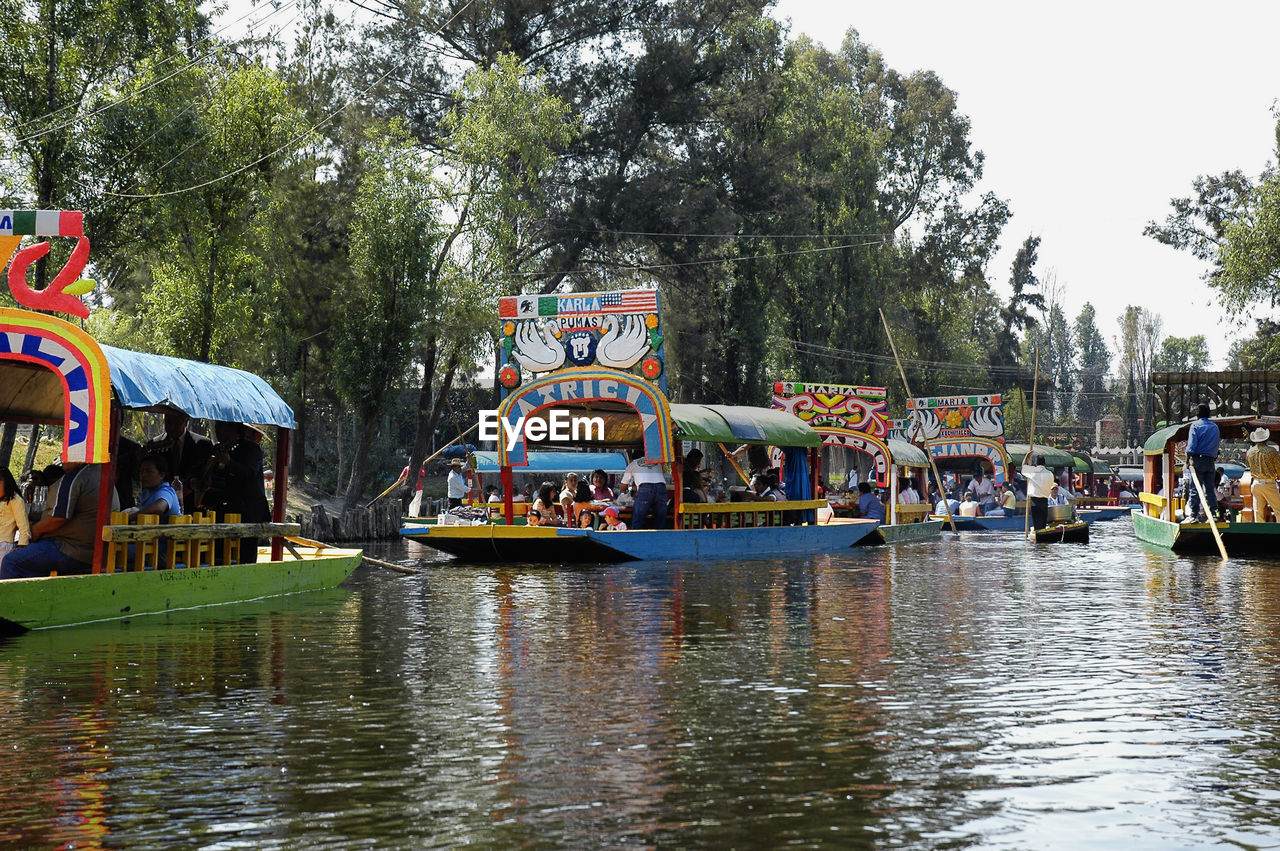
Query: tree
[[1154, 335, 1211, 373], [989, 235, 1045, 385], [1227, 319, 1280, 369], [1073, 303, 1110, 429], [331, 127, 447, 512], [1041, 300, 1075, 422], [1145, 118, 1280, 314], [1116, 305, 1162, 429]]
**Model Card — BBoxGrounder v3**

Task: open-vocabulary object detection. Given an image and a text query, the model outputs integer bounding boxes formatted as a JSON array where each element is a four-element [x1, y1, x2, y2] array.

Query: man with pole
[[1182, 404, 1220, 524]]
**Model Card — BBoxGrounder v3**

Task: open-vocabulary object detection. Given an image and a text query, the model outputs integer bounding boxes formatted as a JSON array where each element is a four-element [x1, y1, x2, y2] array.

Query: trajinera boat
[[0, 210, 362, 633], [401, 288, 878, 562], [771, 380, 942, 545], [1133, 415, 1280, 554]]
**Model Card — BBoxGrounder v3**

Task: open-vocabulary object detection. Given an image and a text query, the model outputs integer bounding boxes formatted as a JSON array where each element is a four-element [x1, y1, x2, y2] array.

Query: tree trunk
[[341, 413, 375, 513], [0, 423, 17, 472], [405, 341, 461, 496], [335, 410, 347, 491], [199, 230, 218, 362], [23, 424, 42, 473]]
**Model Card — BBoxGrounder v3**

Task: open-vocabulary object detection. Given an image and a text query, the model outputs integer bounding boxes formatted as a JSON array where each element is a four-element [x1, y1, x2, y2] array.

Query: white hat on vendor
[[1249, 427, 1271, 443]]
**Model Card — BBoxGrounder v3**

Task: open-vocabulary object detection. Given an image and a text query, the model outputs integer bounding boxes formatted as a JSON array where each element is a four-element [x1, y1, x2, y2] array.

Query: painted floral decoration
[[502, 320, 515, 337], [499, 365, 521, 388], [645, 313, 659, 329], [945, 409, 964, 429], [641, 356, 662, 379]]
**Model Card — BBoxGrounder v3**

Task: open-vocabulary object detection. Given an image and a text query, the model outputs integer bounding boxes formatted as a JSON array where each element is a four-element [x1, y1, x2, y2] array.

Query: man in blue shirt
[[1183, 403, 1220, 523], [856, 482, 886, 523]]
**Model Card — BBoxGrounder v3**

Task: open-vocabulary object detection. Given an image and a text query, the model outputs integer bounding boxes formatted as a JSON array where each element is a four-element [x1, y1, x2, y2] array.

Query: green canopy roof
[[1003, 442, 1076, 468], [669, 403, 822, 448], [887, 438, 930, 468]]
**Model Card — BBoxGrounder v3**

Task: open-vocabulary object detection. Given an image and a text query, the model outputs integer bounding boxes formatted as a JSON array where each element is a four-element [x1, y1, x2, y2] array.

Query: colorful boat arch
[[815, 427, 891, 487], [0, 307, 112, 463], [925, 437, 1011, 485], [496, 367, 673, 467]]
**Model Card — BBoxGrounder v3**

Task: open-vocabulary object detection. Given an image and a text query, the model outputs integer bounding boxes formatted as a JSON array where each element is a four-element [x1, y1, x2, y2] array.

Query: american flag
[[599, 289, 658, 312]]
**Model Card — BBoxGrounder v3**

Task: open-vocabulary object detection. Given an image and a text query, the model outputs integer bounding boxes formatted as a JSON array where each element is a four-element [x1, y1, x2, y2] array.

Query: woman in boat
[[0, 468, 31, 561], [572, 481, 595, 526], [559, 473, 580, 518], [590, 469, 614, 502], [533, 483, 561, 524]]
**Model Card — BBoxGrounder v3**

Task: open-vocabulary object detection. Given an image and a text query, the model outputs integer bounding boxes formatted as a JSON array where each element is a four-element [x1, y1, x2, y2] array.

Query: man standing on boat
[[0, 462, 119, 579], [621, 449, 668, 529], [1182, 404, 1220, 524], [1245, 426, 1280, 522], [1021, 454, 1054, 530]]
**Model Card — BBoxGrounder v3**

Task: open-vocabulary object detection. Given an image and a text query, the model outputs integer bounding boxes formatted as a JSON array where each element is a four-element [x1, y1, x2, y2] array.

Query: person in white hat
[[446, 458, 469, 509], [1245, 426, 1280, 523]]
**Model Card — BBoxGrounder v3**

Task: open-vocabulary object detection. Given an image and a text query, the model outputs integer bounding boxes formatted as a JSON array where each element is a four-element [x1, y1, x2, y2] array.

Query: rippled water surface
[[4, 520, 1280, 848]]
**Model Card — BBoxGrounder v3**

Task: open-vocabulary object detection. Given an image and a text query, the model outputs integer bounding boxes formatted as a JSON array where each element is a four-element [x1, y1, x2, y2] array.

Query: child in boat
[[601, 506, 627, 530], [526, 508, 543, 526], [572, 481, 595, 525], [578, 509, 596, 529]]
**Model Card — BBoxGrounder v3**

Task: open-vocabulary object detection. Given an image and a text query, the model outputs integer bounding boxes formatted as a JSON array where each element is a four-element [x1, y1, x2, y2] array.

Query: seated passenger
[[125, 455, 180, 522], [526, 508, 544, 527], [856, 482, 885, 522], [1, 462, 119, 579], [590, 469, 614, 502], [898, 477, 921, 504], [533, 483, 561, 524], [1, 468, 32, 561], [601, 506, 628, 530], [997, 486, 1018, 516], [572, 481, 595, 525], [578, 509, 596, 529], [958, 496, 982, 517]]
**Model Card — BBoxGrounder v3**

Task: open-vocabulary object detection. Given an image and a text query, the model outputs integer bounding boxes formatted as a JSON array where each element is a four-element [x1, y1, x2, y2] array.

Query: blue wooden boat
[[403, 289, 878, 563]]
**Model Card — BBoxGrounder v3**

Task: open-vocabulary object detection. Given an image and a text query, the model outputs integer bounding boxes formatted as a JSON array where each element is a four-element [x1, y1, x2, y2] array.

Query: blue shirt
[[1187, 417, 1221, 458], [138, 481, 181, 522], [858, 492, 885, 522]]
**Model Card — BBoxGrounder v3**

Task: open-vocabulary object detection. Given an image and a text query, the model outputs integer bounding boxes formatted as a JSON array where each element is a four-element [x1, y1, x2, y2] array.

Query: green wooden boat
[[0, 545, 362, 633], [1133, 511, 1280, 555], [0, 210, 363, 632], [860, 519, 945, 546]]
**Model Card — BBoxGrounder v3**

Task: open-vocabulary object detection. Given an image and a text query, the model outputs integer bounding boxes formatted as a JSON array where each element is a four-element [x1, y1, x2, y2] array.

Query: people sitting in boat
[[958, 495, 982, 517], [622, 449, 668, 530], [966, 468, 997, 514], [590, 469, 614, 502], [855, 482, 885, 522], [207, 421, 271, 564], [572, 481, 595, 525], [996, 485, 1018, 516], [145, 411, 214, 511], [0, 468, 31, 561], [125, 455, 180, 522], [1047, 484, 1070, 507], [752, 473, 785, 502], [898, 478, 921, 504], [1022, 454, 1053, 530], [601, 506, 627, 531], [578, 508, 596, 529], [485, 485, 502, 503], [1, 462, 120, 579], [533, 483, 561, 522], [526, 508, 544, 527], [558, 472, 580, 515]]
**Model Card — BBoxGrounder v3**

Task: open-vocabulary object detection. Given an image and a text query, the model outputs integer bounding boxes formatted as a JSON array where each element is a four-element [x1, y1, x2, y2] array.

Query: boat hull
[[0, 549, 363, 633], [402, 521, 880, 564], [859, 520, 945, 546], [1033, 521, 1089, 544], [1132, 511, 1280, 554]]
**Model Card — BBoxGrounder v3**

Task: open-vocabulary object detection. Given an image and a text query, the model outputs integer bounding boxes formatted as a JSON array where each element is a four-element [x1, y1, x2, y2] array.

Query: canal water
[[3, 520, 1280, 848]]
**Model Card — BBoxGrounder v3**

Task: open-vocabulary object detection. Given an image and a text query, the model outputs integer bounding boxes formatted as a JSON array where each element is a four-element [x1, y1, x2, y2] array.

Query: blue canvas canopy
[[102, 345, 295, 429], [473, 450, 630, 474]]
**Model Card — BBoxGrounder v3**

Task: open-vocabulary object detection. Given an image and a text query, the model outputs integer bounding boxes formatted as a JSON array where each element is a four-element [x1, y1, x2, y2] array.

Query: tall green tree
[[1154, 335, 1211, 373], [1073, 303, 1110, 429], [990, 235, 1045, 386], [332, 127, 446, 511], [1116, 305, 1163, 430]]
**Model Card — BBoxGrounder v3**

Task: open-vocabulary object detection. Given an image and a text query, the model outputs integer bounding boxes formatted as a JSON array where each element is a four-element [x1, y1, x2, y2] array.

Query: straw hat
[[1250, 426, 1271, 443], [448, 457, 465, 467]]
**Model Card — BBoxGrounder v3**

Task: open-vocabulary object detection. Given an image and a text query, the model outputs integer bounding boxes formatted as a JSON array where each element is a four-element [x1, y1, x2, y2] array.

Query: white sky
[[773, 0, 1280, 367]]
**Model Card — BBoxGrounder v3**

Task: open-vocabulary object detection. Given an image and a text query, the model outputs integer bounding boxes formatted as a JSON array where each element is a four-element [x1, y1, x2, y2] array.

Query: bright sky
[[773, 0, 1280, 367]]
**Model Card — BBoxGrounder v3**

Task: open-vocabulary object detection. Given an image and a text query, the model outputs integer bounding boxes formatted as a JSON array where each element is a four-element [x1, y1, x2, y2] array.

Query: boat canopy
[[669, 403, 822, 448], [1004, 442, 1076, 469], [103, 345, 295, 428], [473, 450, 630, 474], [1143, 416, 1280, 455], [886, 438, 929, 468]]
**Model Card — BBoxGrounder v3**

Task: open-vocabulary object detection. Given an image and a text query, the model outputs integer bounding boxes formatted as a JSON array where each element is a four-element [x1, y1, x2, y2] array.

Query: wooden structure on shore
[[300, 501, 404, 542], [1151, 371, 1280, 422]]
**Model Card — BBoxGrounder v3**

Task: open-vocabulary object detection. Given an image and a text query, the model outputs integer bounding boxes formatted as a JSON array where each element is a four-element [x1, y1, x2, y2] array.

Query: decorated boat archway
[[905, 393, 1011, 486], [771, 380, 891, 486]]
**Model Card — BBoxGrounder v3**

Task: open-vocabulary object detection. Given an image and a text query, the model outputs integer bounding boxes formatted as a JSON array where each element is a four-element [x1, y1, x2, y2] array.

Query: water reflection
[[2, 524, 1280, 846]]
